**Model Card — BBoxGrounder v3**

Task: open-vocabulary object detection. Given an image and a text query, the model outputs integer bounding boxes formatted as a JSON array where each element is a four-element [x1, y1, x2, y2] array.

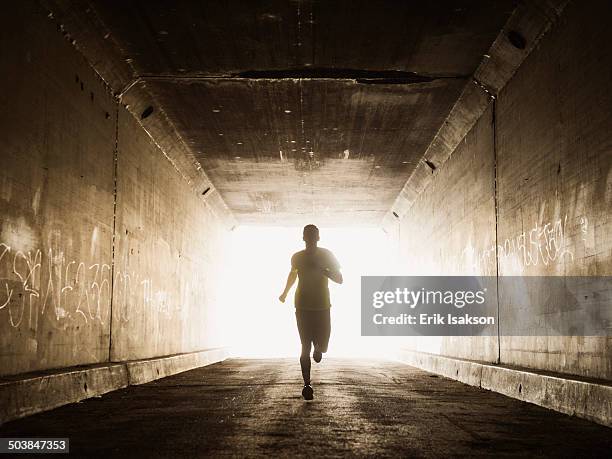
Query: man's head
[[303, 224, 320, 244]]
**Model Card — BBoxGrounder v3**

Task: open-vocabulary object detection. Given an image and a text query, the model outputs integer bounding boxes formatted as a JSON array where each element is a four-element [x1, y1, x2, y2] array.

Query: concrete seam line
[[108, 103, 119, 363], [492, 100, 501, 365]]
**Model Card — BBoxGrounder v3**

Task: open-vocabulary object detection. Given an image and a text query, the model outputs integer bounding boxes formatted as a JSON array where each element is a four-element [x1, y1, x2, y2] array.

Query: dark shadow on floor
[[1, 358, 610, 458]]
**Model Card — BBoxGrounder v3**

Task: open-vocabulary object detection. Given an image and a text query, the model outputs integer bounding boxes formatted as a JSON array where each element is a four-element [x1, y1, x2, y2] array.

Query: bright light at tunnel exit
[[219, 226, 403, 358]]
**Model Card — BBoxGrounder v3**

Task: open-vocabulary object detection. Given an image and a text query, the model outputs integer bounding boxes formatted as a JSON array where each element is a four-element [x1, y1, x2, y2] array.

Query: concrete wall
[[0, 2, 230, 378], [0, 2, 115, 376], [398, 106, 499, 363], [495, 0, 611, 379], [396, 1, 611, 380], [111, 108, 229, 361]]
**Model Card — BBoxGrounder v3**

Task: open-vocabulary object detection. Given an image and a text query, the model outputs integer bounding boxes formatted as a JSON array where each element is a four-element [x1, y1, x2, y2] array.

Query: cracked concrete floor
[[1, 358, 610, 457]]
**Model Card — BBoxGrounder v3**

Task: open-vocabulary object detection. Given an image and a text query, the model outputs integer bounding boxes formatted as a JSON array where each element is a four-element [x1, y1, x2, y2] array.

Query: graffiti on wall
[[462, 214, 587, 273], [0, 242, 112, 328], [0, 241, 194, 329]]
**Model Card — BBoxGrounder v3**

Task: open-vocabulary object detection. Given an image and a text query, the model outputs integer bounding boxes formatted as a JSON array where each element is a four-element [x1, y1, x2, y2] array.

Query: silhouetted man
[[279, 224, 343, 400]]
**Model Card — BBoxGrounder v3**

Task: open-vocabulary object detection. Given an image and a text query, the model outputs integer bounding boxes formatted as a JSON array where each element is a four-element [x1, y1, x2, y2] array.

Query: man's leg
[[300, 342, 312, 385], [300, 341, 314, 400], [296, 310, 314, 400], [313, 309, 331, 363]]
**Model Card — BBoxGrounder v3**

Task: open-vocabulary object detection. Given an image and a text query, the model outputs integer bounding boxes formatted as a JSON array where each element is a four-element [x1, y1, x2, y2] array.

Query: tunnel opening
[[220, 226, 402, 358]]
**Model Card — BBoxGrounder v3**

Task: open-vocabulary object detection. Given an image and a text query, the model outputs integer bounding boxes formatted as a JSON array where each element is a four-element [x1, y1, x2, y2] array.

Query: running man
[[279, 224, 343, 400]]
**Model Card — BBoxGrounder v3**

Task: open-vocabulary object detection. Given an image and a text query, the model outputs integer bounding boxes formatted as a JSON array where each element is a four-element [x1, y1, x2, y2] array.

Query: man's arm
[[322, 251, 343, 284], [322, 266, 343, 284], [279, 268, 298, 303]]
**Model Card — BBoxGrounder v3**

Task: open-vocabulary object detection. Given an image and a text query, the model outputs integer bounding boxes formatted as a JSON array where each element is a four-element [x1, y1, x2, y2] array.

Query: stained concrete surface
[[0, 0, 116, 376], [1, 359, 610, 457], [39, 0, 516, 226], [393, 0, 612, 381], [78, 0, 515, 76], [143, 76, 466, 226], [110, 106, 230, 362], [0, 1, 233, 378], [494, 0, 612, 378]]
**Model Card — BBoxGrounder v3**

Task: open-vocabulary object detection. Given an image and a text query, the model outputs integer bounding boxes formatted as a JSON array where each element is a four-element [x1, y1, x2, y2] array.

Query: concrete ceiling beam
[[383, 0, 571, 233]]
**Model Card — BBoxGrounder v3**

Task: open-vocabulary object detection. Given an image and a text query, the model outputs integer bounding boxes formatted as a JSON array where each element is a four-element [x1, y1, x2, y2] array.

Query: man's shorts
[[295, 308, 331, 352]]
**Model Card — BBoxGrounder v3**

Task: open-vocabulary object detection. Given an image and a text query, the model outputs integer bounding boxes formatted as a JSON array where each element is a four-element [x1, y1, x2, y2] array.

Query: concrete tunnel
[[0, 0, 611, 456]]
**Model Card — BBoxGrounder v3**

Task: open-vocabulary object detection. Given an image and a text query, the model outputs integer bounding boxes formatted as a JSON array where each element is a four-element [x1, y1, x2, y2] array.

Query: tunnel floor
[[1, 358, 610, 457]]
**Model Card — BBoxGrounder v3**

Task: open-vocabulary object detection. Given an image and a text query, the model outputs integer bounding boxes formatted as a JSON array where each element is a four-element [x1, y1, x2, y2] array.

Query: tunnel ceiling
[[77, 0, 516, 226]]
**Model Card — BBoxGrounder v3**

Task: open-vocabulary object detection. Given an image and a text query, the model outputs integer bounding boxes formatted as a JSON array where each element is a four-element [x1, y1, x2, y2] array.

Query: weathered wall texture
[[0, 3, 231, 377], [0, 2, 115, 376], [397, 1, 611, 379], [111, 108, 229, 361], [495, 0, 611, 379], [398, 106, 498, 363]]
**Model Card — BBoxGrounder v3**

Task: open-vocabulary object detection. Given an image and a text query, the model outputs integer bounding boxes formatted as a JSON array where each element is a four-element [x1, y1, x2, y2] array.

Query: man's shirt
[[291, 247, 341, 310]]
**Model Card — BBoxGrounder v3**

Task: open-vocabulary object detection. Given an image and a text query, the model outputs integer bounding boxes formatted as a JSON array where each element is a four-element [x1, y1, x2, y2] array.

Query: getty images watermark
[[361, 276, 612, 336]]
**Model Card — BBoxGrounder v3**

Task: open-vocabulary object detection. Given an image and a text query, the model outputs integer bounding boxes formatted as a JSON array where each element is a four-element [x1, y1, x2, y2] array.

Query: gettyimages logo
[[361, 276, 611, 337], [372, 287, 487, 309]]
